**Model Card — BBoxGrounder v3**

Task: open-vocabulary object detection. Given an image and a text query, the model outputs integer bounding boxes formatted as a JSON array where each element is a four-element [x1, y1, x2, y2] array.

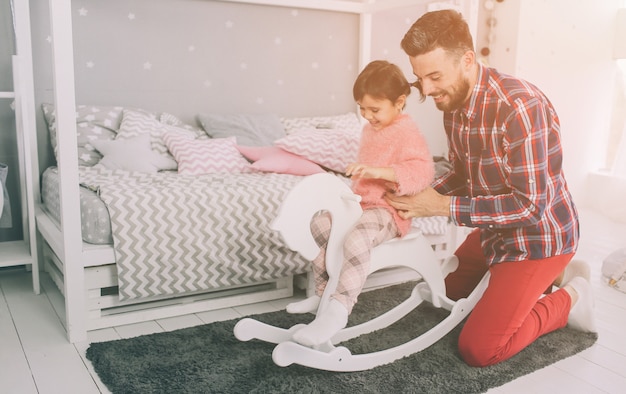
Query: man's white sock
[[567, 276, 597, 333]]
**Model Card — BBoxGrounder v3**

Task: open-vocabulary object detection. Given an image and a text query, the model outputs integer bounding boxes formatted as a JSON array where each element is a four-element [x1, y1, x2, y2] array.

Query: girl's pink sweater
[[352, 113, 435, 236]]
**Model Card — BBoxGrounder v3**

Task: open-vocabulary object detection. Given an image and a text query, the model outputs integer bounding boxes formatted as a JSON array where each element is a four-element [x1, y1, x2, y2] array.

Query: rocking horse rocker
[[234, 173, 489, 372]]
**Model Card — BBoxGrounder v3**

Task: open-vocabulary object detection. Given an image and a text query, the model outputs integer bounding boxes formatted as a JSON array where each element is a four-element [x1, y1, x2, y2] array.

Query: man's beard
[[433, 77, 470, 113]]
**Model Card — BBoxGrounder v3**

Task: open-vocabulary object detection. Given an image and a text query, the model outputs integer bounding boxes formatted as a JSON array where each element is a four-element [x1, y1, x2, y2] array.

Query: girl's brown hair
[[353, 60, 410, 104]]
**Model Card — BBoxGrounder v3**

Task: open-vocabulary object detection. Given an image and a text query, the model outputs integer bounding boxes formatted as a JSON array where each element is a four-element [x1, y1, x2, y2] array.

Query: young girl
[[287, 60, 435, 346]]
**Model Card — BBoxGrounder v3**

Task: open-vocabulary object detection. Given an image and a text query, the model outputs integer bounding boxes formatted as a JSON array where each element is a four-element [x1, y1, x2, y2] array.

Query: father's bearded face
[[409, 47, 473, 113]]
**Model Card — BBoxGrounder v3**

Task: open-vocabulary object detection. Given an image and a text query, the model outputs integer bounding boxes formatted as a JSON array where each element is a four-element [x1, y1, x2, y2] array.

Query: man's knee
[[458, 331, 501, 367]]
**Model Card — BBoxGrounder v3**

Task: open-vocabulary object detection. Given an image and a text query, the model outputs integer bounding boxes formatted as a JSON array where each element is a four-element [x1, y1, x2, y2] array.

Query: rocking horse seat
[[234, 173, 489, 371]]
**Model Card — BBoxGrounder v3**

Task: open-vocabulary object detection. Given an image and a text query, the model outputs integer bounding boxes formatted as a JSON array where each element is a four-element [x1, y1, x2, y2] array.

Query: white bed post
[[48, 0, 87, 343], [357, 11, 372, 115], [11, 0, 40, 292], [358, 11, 372, 75]]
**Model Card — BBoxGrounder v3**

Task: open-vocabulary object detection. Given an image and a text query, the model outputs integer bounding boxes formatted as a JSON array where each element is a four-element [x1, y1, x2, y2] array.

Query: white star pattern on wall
[[61, 2, 362, 112]]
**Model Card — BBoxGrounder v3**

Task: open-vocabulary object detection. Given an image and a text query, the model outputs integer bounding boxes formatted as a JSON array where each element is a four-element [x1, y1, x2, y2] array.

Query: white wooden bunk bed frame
[[34, 0, 477, 343]]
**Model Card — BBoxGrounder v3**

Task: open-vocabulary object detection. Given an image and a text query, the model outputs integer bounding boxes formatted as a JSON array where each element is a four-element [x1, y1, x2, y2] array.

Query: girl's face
[[357, 94, 405, 131]]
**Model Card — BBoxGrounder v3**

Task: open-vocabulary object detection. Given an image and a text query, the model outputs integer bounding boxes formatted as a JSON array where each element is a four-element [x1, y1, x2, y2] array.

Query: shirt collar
[[454, 62, 489, 122]]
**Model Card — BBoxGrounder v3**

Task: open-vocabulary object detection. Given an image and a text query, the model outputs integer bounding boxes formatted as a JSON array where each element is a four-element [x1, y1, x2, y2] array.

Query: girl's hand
[[346, 163, 378, 179]]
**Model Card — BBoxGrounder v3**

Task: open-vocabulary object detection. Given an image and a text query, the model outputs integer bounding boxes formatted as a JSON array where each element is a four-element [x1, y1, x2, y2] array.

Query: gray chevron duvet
[[78, 166, 311, 300], [73, 166, 448, 300]]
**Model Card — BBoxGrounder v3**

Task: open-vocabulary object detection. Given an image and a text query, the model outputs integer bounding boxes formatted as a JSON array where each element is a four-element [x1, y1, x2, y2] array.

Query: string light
[[479, 0, 504, 65]]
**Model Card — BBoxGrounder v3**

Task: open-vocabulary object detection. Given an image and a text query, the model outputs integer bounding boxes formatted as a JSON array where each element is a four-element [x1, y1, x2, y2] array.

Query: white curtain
[[600, 129, 626, 223], [613, 126, 626, 177]]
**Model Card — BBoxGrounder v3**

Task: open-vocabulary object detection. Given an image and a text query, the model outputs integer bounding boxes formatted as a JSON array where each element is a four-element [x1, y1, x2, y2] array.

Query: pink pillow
[[237, 145, 325, 176], [163, 132, 251, 175], [273, 128, 360, 173]]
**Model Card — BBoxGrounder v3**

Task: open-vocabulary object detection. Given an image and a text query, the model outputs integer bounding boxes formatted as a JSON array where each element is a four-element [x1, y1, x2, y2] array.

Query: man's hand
[[385, 187, 451, 219]]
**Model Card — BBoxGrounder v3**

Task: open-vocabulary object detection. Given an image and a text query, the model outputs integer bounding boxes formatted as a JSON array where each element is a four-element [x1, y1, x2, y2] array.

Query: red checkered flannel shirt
[[434, 64, 579, 265]]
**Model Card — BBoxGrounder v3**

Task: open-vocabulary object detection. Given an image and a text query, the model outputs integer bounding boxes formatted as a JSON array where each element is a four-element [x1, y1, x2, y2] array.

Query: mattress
[[41, 166, 449, 246], [41, 166, 113, 244]]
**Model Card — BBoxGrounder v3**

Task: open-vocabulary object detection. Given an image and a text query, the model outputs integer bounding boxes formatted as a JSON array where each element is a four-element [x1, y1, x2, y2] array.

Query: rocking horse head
[[271, 173, 363, 261]]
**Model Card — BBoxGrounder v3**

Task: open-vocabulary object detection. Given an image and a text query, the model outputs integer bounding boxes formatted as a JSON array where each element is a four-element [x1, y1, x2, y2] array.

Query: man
[[385, 9, 596, 367]]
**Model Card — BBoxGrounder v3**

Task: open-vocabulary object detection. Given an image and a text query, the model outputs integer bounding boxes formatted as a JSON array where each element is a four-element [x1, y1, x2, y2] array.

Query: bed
[[37, 103, 452, 331], [33, 0, 478, 343]]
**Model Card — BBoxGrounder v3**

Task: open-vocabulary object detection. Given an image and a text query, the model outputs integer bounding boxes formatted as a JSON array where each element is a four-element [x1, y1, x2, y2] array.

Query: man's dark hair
[[401, 9, 474, 59]]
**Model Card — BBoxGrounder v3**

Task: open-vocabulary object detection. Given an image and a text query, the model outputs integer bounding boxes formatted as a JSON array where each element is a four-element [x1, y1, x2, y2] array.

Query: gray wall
[[1, 0, 447, 241], [28, 0, 446, 168], [30, 0, 363, 164]]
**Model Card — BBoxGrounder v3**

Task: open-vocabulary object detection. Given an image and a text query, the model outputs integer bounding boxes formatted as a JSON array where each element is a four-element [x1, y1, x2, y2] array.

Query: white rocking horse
[[234, 173, 489, 372]]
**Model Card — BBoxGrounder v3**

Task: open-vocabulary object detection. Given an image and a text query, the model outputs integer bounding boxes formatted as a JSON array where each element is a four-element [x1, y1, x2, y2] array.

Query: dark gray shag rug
[[86, 282, 597, 394]]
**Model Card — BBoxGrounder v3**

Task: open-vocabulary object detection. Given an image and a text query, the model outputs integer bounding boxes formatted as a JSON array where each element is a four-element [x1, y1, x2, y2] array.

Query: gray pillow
[[41, 103, 124, 166], [196, 113, 286, 147]]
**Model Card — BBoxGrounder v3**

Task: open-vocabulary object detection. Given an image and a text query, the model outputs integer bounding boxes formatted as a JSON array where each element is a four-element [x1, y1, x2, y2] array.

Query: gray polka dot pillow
[[42, 104, 124, 166]]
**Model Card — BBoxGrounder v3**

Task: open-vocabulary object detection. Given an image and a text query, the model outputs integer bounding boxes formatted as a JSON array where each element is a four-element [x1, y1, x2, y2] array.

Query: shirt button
[[529, 178, 535, 184], [466, 179, 470, 183]]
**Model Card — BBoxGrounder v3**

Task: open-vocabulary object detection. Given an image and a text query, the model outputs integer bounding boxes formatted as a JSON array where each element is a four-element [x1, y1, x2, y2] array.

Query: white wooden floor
[[1, 208, 625, 394]]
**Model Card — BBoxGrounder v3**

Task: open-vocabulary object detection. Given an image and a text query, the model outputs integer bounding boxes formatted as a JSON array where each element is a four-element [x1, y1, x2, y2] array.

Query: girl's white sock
[[286, 295, 321, 314], [292, 299, 349, 346]]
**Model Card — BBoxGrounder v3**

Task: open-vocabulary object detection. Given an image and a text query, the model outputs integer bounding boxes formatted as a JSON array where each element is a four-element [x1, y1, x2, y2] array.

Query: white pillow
[[90, 135, 177, 173], [273, 128, 360, 173], [162, 132, 252, 175]]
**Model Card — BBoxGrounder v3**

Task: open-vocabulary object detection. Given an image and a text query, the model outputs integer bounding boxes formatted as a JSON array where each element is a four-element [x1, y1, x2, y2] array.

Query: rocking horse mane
[[270, 173, 363, 261]]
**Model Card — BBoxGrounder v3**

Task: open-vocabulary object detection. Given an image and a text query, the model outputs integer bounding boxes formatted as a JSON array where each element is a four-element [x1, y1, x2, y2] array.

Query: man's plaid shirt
[[434, 64, 579, 265]]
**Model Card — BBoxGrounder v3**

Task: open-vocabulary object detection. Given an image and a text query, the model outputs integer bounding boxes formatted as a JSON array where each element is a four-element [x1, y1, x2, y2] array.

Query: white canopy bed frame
[[35, 0, 478, 343]]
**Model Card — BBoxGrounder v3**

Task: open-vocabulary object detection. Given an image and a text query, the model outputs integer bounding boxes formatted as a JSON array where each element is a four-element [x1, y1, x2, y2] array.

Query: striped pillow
[[280, 112, 362, 136], [162, 132, 251, 175], [274, 128, 360, 173], [117, 109, 206, 160]]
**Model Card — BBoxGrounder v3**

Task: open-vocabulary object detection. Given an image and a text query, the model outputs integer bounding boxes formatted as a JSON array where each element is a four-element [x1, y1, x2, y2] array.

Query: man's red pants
[[445, 229, 573, 367]]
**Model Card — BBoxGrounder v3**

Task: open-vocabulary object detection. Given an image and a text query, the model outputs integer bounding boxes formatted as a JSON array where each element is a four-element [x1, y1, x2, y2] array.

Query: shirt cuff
[[450, 196, 472, 226]]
